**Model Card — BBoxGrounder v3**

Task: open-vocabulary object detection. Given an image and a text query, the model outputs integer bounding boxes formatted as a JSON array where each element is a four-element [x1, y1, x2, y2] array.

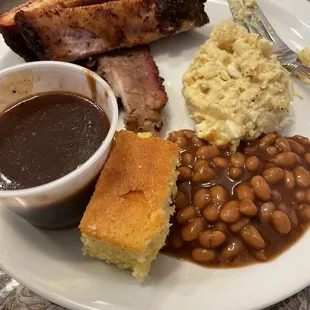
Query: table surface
[[1, 1, 310, 309], [0, 267, 310, 310]]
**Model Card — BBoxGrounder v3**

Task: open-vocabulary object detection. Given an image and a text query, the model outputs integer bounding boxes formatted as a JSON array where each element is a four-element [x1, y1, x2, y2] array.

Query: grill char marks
[[0, 0, 43, 61], [10, 0, 209, 62], [0, 0, 117, 61], [155, 0, 209, 35], [14, 11, 45, 60], [0, 27, 38, 61]]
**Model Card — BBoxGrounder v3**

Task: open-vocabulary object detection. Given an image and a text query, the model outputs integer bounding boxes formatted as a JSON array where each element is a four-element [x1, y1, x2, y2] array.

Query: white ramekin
[[0, 61, 118, 229]]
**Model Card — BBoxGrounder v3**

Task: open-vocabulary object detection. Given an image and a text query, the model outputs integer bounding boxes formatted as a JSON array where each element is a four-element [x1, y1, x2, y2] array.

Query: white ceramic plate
[[1, 0, 310, 309]]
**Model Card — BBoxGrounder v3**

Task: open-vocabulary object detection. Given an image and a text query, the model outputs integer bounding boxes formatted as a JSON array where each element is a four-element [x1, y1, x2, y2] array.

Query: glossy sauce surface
[[164, 130, 310, 267], [0, 92, 110, 190]]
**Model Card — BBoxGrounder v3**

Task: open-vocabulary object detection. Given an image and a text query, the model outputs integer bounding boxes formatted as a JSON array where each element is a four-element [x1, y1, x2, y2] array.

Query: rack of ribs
[[11, 0, 209, 62]]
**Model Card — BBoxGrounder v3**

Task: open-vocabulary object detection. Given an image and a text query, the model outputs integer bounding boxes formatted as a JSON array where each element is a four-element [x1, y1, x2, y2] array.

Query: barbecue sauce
[[0, 92, 110, 229], [0, 92, 109, 190]]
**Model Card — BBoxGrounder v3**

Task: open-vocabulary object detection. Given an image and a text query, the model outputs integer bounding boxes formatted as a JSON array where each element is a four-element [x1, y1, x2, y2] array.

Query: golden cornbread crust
[[79, 130, 179, 279]]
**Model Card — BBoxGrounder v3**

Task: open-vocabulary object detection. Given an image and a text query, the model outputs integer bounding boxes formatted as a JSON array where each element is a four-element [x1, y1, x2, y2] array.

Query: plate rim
[[1, 0, 310, 309]]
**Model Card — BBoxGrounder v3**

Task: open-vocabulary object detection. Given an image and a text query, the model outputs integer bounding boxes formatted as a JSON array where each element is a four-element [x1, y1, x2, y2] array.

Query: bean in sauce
[[164, 130, 310, 268]]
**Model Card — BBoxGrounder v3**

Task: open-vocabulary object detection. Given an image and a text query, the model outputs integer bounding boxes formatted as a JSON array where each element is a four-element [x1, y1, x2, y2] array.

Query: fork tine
[[255, 5, 288, 49], [227, 0, 271, 38], [247, 10, 274, 41], [227, 0, 284, 47], [227, 0, 297, 65], [226, 0, 250, 31]]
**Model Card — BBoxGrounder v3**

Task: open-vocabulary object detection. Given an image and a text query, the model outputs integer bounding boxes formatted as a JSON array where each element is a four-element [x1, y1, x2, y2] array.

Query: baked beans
[[230, 152, 245, 168], [165, 130, 310, 268], [210, 185, 227, 204], [213, 157, 229, 169], [192, 248, 217, 262], [271, 211, 291, 234], [263, 167, 284, 184], [276, 152, 300, 168], [275, 137, 291, 152], [220, 201, 240, 223], [250, 176, 271, 201], [181, 218, 205, 241], [228, 167, 243, 180], [259, 202, 275, 224], [202, 204, 220, 222], [199, 230, 226, 248], [239, 199, 258, 217], [221, 239, 243, 260], [245, 156, 261, 173], [197, 145, 220, 159], [259, 133, 277, 149], [177, 166, 192, 181], [193, 188, 210, 209], [288, 139, 305, 155], [304, 153, 310, 165], [236, 183, 255, 201], [229, 217, 250, 233], [271, 190, 282, 204], [182, 153, 195, 166], [240, 225, 265, 250], [284, 170, 295, 189], [176, 205, 197, 224]]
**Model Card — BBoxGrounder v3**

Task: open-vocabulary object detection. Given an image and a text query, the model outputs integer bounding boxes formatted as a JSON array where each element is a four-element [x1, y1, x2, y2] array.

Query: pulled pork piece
[[93, 46, 168, 135], [96, 46, 168, 135]]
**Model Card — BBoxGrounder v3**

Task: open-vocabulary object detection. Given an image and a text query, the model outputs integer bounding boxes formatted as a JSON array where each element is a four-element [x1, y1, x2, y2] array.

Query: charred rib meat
[[0, 0, 118, 61], [13, 0, 209, 61]]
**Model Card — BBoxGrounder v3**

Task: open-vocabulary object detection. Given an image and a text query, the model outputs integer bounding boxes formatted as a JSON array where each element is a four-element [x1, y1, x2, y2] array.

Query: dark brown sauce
[[13, 176, 99, 230], [0, 92, 109, 190], [164, 130, 310, 268]]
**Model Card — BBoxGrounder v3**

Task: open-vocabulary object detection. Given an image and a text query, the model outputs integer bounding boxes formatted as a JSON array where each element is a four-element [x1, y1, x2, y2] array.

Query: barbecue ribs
[[11, 0, 209, 62], [0, 0, 117, 61]]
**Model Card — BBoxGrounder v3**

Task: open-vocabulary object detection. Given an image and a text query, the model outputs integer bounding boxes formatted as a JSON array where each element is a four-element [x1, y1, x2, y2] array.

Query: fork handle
[[286, 62, 310, 81]]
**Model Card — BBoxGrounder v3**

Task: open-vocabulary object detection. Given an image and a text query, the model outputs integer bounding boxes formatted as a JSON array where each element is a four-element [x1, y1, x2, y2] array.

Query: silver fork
[[227, 0, 310, 81]]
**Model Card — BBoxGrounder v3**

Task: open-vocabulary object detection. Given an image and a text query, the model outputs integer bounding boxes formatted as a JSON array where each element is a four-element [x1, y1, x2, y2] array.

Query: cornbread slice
[[79, 130, 179, 280]]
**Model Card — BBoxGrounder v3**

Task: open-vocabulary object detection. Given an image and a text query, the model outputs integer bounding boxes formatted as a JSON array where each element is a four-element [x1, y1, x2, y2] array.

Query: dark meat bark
[[0, 0, 41, 61], [83, 46, 168, 135], [97, 46, 167, 135], [14, 0, 209, 62], [0, 0, 117, 61], [0, 26, 37, 61]]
